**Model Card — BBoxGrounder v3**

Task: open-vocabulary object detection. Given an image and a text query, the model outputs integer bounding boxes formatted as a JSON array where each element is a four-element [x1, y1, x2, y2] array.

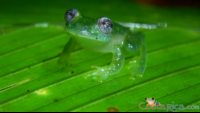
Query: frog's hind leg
[[124, 32, 147, 80], [117, 22, 167, 30]]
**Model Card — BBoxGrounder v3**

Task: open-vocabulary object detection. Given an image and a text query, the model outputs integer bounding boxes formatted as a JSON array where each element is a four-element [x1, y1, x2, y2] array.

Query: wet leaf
[[0, 0, 200, 112]]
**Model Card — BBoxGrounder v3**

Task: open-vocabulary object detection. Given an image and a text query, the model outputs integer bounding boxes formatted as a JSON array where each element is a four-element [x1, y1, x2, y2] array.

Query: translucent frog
[[58, 9, 166, 82]]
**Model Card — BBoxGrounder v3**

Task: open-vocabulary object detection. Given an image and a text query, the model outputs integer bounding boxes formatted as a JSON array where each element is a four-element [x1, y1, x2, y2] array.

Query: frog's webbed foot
[[125, 60, 143, 81], [86, 66, 110, 82], [127, 59, 146, 80]]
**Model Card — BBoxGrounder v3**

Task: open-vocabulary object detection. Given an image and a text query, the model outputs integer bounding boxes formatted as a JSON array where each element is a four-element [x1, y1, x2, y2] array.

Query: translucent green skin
[[58, 10, 147, 82]]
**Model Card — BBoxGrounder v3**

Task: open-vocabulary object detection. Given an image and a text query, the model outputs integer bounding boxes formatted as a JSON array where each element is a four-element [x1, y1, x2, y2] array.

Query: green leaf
[[0, 0, 200, 112]]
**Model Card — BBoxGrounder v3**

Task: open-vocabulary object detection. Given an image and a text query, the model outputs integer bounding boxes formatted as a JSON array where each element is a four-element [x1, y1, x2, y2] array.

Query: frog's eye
[[65, 9, 77, 23], [98, 17, 113, 34]]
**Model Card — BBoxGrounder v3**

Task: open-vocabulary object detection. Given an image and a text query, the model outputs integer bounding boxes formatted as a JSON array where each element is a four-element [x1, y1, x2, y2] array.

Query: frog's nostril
[[65, 9, 77, 23]]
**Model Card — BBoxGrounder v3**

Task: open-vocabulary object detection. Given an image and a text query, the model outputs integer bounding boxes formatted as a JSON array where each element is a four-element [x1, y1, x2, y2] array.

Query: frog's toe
[[91, 70, 108, 82], [83, 67, 109, 82], [128, 72, 143, 80], [137, 73, 143, 77], [93, 74, 108, 82], [84, 73, 108, 82], [82, 74, 89, 79], [91, 65, 101, 69], [129, 76, 136, 80]]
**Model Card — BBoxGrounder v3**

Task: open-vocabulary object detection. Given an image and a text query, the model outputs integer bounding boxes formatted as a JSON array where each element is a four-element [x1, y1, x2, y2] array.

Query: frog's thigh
[[117, 22, 167, 30]]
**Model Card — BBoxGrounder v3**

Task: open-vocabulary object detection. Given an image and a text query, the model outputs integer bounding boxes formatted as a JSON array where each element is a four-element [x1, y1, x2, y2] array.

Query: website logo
[[139, 97, 199, 112]]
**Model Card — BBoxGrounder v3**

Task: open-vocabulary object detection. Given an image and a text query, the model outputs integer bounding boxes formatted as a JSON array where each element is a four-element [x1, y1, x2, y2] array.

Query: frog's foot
[[128, 71, 143, 81], [91, 65, 101, 69], [137, 73, 143, 77], [57, 57, 69, 66], [127, 59, 145, 80], [129, 76, 136, 80], [86, 65, 110, 82]]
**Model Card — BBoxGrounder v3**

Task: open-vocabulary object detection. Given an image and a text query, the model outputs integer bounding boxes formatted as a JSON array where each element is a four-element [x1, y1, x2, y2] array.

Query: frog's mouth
[[74, 35, 110, 51]]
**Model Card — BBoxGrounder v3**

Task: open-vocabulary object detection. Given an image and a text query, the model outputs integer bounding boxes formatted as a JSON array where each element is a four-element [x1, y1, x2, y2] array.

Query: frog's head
[[64, 9, 113, 49]]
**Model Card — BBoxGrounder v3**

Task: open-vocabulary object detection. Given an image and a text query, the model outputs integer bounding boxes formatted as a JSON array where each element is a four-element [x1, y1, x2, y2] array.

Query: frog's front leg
[[57, 37, 76, 66], [124, 32, 147, 80], [87, 47, 125, 82]]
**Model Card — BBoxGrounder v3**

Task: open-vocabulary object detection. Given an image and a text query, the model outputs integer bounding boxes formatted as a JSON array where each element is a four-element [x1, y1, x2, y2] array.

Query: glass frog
[[58, 9, 166, 82]]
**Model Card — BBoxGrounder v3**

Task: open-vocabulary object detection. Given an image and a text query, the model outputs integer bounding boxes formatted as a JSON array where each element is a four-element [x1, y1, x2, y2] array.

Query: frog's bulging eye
[[65, 9, 77, 23], [98, 17, 113, 34]]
